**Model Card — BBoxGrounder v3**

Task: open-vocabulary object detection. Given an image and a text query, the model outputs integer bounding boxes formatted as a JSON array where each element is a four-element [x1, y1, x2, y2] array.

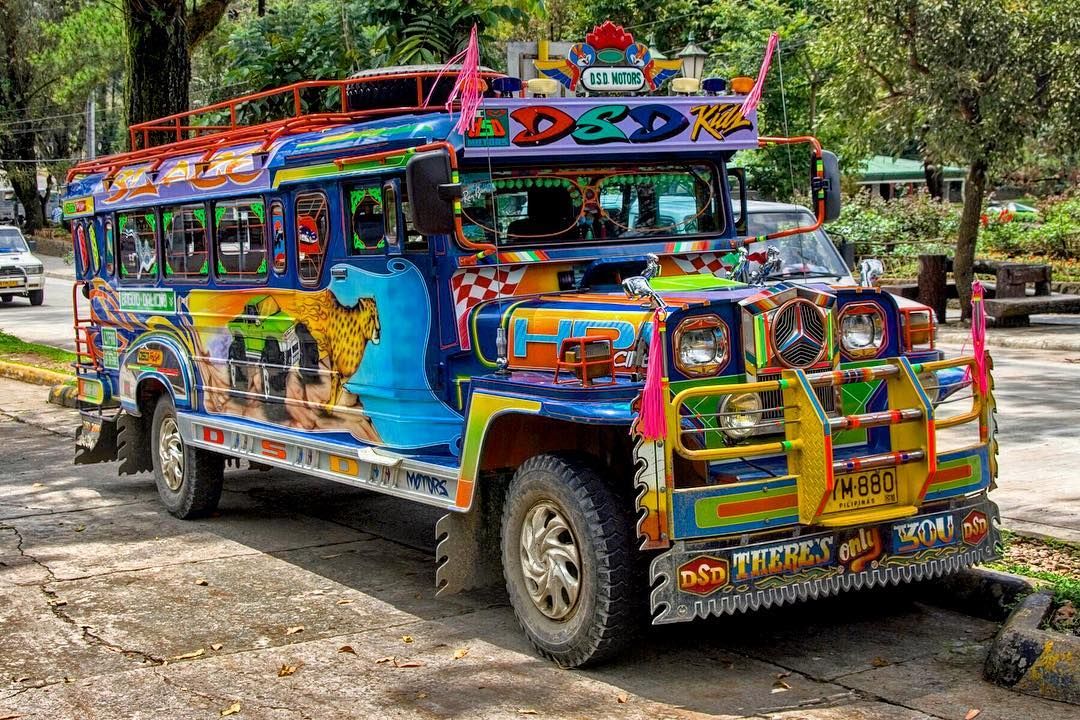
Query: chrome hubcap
[[519, 501, 581, 620], [158, 417, 184, 491]]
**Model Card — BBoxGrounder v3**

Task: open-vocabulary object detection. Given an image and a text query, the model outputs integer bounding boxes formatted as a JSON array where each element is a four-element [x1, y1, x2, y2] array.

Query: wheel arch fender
[[118, 332, 197, 416]]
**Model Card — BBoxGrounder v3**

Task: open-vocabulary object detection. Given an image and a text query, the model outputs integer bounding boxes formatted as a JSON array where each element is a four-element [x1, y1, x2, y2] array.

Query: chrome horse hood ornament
[[622, 253, 663, 308], [859, 258, 884, 288]]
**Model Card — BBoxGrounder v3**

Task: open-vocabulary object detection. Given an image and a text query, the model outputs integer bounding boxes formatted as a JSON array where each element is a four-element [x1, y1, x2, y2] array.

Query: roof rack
[[68, 69, 505, 183]]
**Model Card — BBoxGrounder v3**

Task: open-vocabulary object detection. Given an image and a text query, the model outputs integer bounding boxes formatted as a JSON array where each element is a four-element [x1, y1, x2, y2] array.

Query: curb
[[927, 567, 1036, 621], [937, 327, 1080, 353], [984, 592, 1080, 705], [0, 359, 74, 387], [48, 383, 79, 408], [45, 271, 74, 282]]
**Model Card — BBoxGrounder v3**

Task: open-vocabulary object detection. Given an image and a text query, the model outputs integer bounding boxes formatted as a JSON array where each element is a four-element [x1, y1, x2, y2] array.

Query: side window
[[383, 183, 399, 251], [347, 184, 385, 255], [214, 197, 267, 283], [269, 201, 286, 275], [294, 191, 328, 286], [162, 203, 208, 280], [117, 210, 158, 281], [103, 218, 115, 277], [399, 184, 428, 252]]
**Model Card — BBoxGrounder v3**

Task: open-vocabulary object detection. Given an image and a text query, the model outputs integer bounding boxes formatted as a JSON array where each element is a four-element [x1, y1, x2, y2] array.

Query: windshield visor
[[460, 163, 722, 247]]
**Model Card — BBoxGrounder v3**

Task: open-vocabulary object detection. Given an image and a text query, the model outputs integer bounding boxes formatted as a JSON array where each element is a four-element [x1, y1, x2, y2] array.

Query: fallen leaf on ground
[[336, 599, 352, 605], [394, 659, 425, 668], [285, 626, 304, 636], [321, 553, 343, 559], [31, 482, 44, 488], [172, 649, 205, 661], [616, 693, 628, 704], [47, 599, 67, 607], [453, 647, 469, 660], [401, 635, 414, 643], [220, 702, 241, 717], [338, 646, 356, 655], [375, 656, 394, 664], [194, 579, 208, 586], [210, 643, 223, 651], [965, 710, 981, 720], [0, 714, 24, 719], [517, 710, 539, 716], [775, 671, 791, 679], [74, 525, 85, 532], [771, 679, 791, 693], [871, 656, 890, 667], [416, 692, 428, 699], [277, 664, 298, 677]]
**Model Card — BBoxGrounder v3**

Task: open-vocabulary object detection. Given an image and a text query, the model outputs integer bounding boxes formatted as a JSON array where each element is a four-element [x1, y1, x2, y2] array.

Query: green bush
[[981, 194, 1080, 258]]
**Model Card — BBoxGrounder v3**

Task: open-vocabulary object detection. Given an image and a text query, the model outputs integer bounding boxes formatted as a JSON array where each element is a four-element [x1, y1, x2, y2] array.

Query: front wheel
[[1, 294, 12, 303], [151, 396, 224, 519], [28, 289, 44, 306], [501, 453, 640, 668]]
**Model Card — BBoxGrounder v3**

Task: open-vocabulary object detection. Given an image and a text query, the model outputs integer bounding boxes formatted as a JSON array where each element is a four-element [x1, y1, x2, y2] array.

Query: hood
[[0, 252, 39, 266]]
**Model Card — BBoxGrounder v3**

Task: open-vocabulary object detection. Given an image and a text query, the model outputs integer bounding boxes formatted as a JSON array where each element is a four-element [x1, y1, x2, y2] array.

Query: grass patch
[[986, 531, 1080, 608], [0, 330, 76, 374]]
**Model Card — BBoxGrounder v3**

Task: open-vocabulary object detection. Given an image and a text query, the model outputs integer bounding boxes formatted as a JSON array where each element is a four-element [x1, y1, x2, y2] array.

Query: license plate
[[823, 468, 899, 514], [0, 279, 19, 288]]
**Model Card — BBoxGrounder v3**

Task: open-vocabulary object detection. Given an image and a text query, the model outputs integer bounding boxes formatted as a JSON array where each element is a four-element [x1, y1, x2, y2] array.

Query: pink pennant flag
[[636, 308, 668, 440], [739, 32, 780, 117], [970, 280, 989, 395]]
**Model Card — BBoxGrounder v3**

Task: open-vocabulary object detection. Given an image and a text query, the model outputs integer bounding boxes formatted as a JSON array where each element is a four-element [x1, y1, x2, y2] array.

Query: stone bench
[[984, 294, 1080, 327]]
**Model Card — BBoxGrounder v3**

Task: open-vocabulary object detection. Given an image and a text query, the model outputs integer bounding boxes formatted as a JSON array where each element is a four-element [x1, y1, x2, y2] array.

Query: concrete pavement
[[1, 377, 1078, 719]]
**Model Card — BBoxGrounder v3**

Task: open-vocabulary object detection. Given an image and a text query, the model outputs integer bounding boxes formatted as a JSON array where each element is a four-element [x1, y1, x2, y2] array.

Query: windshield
[[460, 163, 723, 247], [745, 210, 850, 279], [0, 227, 29, 253]]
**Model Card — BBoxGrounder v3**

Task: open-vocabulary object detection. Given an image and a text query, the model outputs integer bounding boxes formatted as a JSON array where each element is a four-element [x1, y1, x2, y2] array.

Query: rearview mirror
[[406, 150, 460, 236], [812, 150, 842, 223]]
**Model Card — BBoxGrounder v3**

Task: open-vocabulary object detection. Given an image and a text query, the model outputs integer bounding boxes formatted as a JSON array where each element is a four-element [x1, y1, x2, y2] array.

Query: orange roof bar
[[69, 69, 502, 184]]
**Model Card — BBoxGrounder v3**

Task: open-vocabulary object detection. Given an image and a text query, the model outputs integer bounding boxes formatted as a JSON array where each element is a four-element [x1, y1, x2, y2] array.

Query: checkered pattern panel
[[450, 266, 527, 350], [671, 253, 731, 276]]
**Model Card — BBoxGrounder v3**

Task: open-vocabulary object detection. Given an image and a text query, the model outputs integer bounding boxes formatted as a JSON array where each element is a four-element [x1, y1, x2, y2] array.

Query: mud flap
[[116, 412, 153, 475], [434, 477, 506, 595], [74, 415, 118, 465]]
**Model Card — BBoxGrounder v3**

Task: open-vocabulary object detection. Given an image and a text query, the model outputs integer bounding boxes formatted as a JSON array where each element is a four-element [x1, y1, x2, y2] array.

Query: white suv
[[0, 225, 46, 306]]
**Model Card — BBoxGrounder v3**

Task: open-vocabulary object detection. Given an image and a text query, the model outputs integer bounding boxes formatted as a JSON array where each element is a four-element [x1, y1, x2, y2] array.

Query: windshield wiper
[[766, 270, 843, 280]]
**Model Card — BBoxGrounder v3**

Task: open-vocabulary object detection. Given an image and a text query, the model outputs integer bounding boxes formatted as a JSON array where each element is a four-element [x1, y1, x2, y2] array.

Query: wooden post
[[917, 254, 948, 324]]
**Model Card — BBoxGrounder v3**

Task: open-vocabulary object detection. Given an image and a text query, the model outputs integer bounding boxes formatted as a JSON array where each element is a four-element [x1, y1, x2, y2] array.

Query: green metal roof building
[[857, 155, 966, 202]]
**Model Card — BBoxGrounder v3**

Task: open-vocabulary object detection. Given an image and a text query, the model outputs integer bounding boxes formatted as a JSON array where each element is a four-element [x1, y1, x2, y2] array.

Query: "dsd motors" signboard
[[581, 66, 645, 93]]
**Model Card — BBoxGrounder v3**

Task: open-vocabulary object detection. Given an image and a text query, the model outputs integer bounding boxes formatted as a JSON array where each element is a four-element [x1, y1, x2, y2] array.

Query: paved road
[[0, 274, 77, 350], [0, 379, 1076, 720]]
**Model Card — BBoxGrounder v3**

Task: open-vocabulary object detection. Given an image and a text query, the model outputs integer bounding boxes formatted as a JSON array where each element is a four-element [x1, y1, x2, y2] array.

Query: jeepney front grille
[[0, 266, 23, 277], [756, 370, 838, 434]]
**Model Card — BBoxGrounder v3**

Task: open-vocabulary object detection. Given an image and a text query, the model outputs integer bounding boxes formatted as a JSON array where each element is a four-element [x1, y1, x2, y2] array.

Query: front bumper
[[0, 273, 44, 293], [649, 494, 1000, 623]]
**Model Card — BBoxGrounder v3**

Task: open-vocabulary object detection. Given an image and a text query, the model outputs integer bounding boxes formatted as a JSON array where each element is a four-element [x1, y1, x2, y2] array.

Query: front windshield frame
[[745, 210, 851, 280], [459, 160, 728, 249], [0, 227, 30, 253]]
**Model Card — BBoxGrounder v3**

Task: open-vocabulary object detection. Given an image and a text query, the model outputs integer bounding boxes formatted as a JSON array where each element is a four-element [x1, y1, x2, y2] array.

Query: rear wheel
[[28, 289, 43, 306], [501, 453, 640, 668], [0, 294, 12, 303], [151, 396, 224, 519]]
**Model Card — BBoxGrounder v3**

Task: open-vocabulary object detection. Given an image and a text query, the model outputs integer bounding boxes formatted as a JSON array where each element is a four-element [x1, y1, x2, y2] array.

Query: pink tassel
[[739, 32, 779, 117], [970, 280, 989, 395], [444, 24, 484, 136], [638, 308, 668, 440]]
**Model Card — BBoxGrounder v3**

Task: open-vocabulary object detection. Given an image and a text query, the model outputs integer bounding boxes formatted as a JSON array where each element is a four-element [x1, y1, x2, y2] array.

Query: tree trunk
[[8, 166, 44, 233], [954, 158, 988, 321], [124, 0, 191, 147]]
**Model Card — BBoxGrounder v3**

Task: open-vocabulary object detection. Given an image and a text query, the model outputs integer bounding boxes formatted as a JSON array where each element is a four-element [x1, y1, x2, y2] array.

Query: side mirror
[[27, 238, 37, 252], [406, 150, 460, 236], [812, 150, 842, 223], [727, 168, 749, 235]]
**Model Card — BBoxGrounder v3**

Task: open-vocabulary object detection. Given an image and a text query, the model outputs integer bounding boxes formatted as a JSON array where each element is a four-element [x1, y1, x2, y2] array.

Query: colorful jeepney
[[65, 24, 999, 668]]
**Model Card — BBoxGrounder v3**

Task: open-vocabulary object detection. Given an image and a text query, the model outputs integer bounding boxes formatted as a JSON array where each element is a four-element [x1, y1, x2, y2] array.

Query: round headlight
[[673, 315, 729, 377], [840, 305, 886, 358], [720, 392, 761, 440]]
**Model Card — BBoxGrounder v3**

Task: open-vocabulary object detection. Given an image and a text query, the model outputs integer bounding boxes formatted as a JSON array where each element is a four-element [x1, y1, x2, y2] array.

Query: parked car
[[0, 225, 45, 306]]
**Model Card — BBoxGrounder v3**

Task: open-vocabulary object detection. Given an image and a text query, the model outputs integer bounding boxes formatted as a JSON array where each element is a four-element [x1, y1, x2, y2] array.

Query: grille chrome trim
[[771, 298, 827, 368]]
